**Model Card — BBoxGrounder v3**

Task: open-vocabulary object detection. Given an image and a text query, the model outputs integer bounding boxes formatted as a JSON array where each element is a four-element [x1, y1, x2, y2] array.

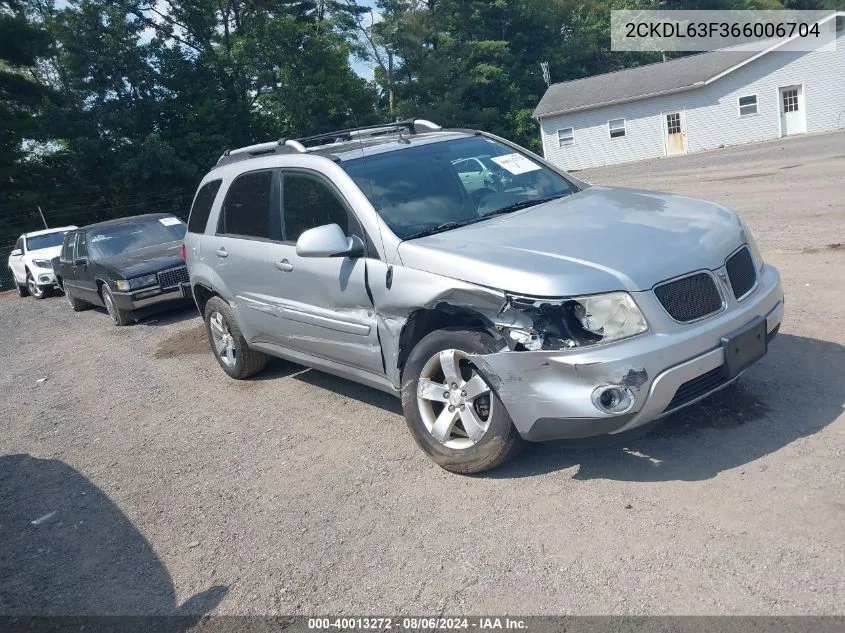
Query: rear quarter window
[[187, 180, 223, 234]]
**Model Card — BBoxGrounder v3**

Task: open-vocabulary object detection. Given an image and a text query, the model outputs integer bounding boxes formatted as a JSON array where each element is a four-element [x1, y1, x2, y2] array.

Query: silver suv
[[184, 120, 784, 473]]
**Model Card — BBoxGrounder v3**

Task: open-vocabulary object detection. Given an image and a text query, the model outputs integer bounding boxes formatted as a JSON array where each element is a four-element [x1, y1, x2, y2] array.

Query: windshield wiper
[[484, 193, 568, 217], [401, 193, 568, 241], [402, 220, 476, 241]]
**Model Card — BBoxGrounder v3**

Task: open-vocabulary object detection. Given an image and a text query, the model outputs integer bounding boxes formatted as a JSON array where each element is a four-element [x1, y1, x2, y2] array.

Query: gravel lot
[[1, 131, 844, 617]]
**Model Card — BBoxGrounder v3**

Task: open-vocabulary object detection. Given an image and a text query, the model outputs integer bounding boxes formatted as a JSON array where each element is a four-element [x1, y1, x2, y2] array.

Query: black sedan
[[53, 213, 192, 325]]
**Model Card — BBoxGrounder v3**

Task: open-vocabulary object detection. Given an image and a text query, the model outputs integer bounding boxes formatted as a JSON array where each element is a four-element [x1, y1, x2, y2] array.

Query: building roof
[[535, 12, 843, 119], [534, 50, 758, 119]]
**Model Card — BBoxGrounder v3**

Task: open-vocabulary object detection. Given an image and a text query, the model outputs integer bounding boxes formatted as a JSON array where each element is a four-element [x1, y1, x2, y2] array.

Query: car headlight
[[31, 259, 52, 269], [501, 291, 648, 351], [115, 274, 158, 291], [741, 221, 765, 271]]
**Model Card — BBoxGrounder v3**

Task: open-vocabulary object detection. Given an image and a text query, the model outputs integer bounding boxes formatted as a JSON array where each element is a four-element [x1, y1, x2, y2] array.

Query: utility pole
[[37, 206, 48, 229], [540, 62, 551, 88]]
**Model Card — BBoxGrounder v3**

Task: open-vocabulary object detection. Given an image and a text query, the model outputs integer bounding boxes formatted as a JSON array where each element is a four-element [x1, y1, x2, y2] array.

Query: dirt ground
[[1, 131, 844, 617]]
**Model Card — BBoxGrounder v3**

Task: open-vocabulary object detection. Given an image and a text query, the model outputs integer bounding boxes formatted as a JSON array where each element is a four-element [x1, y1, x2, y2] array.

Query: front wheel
[[101, 285, 132, 326], [401, 328, 522, 474], [203, 296, 267, 379], [62, 282, 88, 312], [26, 272, 52, 300]]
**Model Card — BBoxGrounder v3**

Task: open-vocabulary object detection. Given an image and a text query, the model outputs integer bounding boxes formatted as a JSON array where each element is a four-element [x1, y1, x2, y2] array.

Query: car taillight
[[180, 243, 187, 265]]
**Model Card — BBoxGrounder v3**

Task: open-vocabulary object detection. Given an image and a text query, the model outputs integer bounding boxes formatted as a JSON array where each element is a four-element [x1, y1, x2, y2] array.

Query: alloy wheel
[[209, 311, 236, 367], [27, 277, 42, 298], [416, 349, 494, 449]]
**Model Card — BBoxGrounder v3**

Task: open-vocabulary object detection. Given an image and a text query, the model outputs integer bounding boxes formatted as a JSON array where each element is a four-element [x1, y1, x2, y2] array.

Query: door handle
[[274, 259, 293, 272], [215, 247, 228, 258]]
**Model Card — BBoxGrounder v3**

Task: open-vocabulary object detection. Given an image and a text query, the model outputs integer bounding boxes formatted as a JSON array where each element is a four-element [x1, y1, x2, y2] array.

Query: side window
[[216, 170, 279, 240], [188, 179, 222, 234], [75, 232, 88, 260], [282, 172, 355, 242], [60, 233, 74, 262]]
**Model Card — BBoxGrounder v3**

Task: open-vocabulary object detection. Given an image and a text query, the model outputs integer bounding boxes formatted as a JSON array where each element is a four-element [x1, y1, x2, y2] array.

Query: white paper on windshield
[[490, 153, 542, 175], [159, 217, 181, 226]]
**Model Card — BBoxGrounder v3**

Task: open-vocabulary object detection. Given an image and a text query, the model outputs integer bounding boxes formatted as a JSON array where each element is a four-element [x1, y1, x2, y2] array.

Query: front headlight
[[501, 291, 648, 351], [741, 221, 765, 271], [31, 259, 52, 269], [115, 274, 158, 291]]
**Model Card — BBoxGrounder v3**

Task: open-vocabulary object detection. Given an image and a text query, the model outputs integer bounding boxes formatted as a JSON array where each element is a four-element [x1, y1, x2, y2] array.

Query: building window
[[666, 113, 682, 135], [738, 94, 758, 117], [782, 89, 799, 113], [557, 128, 574, 147], [608, 118, 626, 138]]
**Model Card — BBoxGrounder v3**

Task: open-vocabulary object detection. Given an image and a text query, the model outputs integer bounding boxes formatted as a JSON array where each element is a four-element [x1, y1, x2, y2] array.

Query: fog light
[[591, 385, 635, 414], [39, 276, 51, 284]]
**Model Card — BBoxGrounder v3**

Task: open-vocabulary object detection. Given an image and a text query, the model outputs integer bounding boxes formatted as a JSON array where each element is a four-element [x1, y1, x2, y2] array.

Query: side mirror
[[10, 248, 22, 257], [296, 224, 364, 258], [74, 257, 88, 266]]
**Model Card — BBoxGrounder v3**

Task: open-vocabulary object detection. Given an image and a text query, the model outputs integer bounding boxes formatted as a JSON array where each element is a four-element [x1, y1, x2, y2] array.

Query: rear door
[[10, 236, 25, 283], [210, 168, 287, 343], [267, 170, 382, 375]]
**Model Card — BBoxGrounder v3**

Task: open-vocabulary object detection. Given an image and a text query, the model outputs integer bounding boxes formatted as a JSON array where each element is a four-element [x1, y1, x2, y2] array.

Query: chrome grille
[[726, 246, 757, 299], [157, 266, 189, 288], [654, 272, 723, 323]]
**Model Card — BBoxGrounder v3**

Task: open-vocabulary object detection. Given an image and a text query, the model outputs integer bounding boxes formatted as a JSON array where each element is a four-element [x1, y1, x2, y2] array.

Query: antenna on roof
[[540, 61, 551, 88]]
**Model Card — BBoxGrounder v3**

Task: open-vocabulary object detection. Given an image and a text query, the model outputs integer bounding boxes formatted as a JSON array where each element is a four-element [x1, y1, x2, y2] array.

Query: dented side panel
[[367, 260, 507, 389]]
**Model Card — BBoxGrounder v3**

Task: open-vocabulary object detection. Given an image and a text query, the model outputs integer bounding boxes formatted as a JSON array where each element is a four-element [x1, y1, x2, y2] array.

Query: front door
[[664, 110, 688, 156], [72, 231, 99, 303], [273, 169, 383, 376], [779, 85, 806, 136]]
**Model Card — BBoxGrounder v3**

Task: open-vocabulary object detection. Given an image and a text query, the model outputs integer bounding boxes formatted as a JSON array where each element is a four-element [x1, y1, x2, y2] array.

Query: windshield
[[341, 136, 575, 239], [87, 217, 186, 259], [26, 231, 69, 251]]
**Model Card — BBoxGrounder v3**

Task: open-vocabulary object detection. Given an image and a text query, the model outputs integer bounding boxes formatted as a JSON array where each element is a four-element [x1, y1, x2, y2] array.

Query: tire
[[401, 328, 523, 474], [26, 271, 52, 300], [100, 284, 132, 326], [203, 296, 267, 379], [61, 281, 89, 312], [12, 269, 29, 297]]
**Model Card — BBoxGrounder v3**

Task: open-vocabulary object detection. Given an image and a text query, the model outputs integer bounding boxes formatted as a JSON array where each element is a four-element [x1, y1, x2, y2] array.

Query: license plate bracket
[[721, 317, 767, 379]]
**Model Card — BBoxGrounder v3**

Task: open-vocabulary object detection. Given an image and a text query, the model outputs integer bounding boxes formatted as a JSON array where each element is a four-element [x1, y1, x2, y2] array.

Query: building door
[[663, 110, 688, 156], [779, 85, 806, 136]]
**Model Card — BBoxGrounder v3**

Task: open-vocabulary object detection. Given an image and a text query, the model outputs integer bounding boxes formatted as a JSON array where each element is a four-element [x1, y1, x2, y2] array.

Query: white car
[[7, 226, 77, 299]]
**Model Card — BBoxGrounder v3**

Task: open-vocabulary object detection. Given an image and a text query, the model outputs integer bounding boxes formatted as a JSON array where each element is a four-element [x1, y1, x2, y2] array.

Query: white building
[[535, 13, 845, 171]]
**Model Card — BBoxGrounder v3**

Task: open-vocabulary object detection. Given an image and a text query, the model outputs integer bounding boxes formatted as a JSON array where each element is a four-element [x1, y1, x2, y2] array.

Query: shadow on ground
[[0, 454, 226, 627], [248, 333, 842, 481]]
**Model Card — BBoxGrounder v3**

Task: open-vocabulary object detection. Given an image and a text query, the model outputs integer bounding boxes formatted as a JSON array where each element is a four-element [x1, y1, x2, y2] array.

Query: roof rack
[[215, 119, 442, 167]]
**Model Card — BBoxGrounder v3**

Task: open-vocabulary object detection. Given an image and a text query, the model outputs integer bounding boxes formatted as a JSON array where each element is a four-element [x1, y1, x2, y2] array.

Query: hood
[[397, 185, 745, 296], [99, 241, 183, 278], [27, 245, 63, 261]]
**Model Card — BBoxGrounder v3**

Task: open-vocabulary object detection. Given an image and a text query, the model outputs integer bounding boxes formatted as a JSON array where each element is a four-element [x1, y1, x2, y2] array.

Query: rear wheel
[[401, 328, 522, 474], [203, 296, 267, 379], [101, 285, 132, 326], [12, 269, 29, 297], [61, 281, 88, 312]]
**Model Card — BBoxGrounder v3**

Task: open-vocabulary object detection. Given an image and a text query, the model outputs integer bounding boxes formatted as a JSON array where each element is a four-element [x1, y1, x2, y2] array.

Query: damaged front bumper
[[472, 264, 784, 441]]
